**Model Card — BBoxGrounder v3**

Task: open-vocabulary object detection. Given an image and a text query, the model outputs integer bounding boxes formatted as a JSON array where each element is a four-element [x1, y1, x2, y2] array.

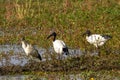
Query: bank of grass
[[0, 0, 120, 50]]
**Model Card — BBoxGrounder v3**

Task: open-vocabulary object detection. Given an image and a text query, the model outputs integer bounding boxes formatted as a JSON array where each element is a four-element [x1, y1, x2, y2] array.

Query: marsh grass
[[0, 0, 119, 50], [0, 0, 120, 78], [14, 0, 38, 20]]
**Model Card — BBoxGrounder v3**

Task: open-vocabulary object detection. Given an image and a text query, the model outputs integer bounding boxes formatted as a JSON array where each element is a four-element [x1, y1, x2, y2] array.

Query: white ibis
[[21, 37, 42, 60], [47, 32, 69, 59]]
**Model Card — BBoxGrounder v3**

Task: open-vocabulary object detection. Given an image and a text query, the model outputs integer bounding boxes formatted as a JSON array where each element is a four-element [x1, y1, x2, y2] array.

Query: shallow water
[[0, 45, 42, 67], [0, 45, 84, 67], [0, 44, 119, 67], [0, 45, 119, 80]]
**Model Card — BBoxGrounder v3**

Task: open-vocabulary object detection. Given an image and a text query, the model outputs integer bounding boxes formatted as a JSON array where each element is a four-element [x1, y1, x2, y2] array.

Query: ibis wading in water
[[21, 37, 42, 60], [47, 32, 69, 59], [83, 30, 112, 52]]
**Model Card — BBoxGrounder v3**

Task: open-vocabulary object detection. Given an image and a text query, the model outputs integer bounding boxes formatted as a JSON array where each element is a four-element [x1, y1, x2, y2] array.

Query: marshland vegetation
[[0, 0, 120, 79]]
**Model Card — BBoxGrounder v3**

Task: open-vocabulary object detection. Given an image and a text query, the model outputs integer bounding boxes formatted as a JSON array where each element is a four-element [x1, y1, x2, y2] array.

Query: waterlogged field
[[0, 0, 120, 79]]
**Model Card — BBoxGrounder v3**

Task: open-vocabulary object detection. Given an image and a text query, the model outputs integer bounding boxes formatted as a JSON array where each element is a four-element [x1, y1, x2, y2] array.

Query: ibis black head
[[82, 30, 91, 36], [47, 32, 57, 41]]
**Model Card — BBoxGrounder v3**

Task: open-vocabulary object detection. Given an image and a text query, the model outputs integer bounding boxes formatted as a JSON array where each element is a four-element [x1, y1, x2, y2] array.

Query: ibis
[[47, 32, 69, 59], [83, 30, 112, 52], [21, 37, 42, 60]]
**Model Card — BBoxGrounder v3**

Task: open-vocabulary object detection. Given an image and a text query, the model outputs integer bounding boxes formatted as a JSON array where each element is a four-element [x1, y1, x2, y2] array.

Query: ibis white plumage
[[47, 32, 69, 57], [21, 37, 42, 60], [83, 30, 112, 48]]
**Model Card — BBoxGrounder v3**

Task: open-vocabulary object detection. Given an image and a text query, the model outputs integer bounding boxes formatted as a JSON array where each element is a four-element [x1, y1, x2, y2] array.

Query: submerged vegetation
[[0, 0, 120, 79]]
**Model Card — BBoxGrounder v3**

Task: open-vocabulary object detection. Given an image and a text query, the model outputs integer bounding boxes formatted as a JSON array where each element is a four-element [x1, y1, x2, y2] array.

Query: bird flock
[[21, 30, 112, 61]]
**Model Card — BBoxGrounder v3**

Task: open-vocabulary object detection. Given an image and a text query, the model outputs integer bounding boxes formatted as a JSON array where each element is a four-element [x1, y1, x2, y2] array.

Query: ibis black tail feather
[[38, 54, 42, 60], [63, 47, 69, 55], [102, 35, 112, 39], [34, 49, 42, 60]]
